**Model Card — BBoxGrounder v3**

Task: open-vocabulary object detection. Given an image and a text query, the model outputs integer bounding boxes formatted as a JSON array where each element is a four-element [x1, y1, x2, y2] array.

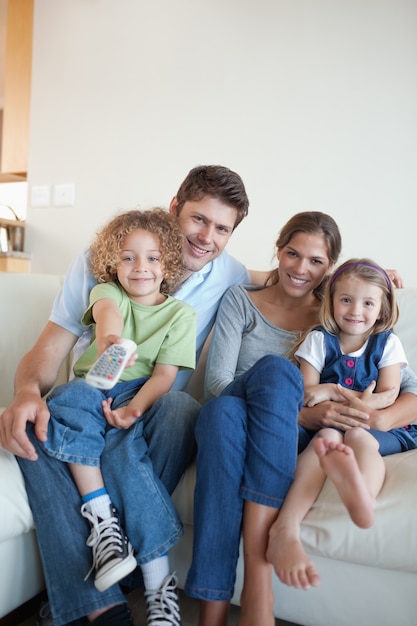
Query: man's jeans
[[185, 354, 303, 601], [17, 390, 200, 626]]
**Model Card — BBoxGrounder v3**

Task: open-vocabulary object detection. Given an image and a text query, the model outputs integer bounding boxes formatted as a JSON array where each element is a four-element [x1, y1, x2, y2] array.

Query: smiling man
[[0, 165, 250, 626]]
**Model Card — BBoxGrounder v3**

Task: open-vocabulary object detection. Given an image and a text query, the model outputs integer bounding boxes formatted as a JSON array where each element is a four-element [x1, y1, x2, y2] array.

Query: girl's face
[[332, 275, 383, 338], [116, 228, 165, 304], [277, 232, 333, 297]]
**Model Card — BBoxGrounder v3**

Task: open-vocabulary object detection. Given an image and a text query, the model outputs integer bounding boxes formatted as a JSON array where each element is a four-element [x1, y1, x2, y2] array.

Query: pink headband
[[330, 262, 391, 291]]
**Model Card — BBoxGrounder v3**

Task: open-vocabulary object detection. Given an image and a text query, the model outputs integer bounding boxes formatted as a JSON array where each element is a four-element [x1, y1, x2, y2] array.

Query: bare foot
[[239, 585, 275, 626], [266, 526, 320, 590], [314, 437, 375, 528]]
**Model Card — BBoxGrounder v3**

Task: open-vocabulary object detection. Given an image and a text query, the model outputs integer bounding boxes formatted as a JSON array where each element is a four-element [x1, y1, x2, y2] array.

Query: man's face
[[170, 196, 238, 275]]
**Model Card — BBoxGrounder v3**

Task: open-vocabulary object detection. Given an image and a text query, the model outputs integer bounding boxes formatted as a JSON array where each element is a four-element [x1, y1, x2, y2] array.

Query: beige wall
[[26, 0, 417, 284]]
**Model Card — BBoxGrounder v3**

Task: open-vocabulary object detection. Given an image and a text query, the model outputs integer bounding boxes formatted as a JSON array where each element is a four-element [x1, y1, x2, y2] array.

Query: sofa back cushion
[[0, 272, 68, 407]]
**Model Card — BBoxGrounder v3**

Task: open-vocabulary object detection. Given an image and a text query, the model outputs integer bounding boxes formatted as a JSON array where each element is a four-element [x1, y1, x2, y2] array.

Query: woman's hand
[[299, 399, 370, 431], [341, 382, 398, 410]]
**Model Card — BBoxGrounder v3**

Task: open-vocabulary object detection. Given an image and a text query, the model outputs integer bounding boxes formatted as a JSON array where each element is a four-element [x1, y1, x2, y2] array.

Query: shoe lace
[[145, 574, 180, 625], [81, 505, 126, 581], [37, 600, 53, 626]]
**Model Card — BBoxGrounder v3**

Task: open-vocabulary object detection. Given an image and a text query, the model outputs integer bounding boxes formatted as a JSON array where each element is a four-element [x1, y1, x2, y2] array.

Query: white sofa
[[1, 271, 417, 625]]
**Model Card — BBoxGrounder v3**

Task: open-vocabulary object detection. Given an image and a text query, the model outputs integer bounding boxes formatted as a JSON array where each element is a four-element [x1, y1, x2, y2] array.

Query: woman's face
[[277, 231, 333, 297]]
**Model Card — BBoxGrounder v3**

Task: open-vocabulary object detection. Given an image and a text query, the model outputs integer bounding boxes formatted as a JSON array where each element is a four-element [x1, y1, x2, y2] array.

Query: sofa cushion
[[300, 448, 417, 573], [0, 273, 67, 408], [173, 449, 417, 575], [0, 446, 34, 542]]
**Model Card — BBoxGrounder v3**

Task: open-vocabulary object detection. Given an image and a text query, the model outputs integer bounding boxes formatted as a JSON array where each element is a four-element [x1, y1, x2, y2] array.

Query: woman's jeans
[[17, 389, 200, 626], [185, 354, 304, 601]]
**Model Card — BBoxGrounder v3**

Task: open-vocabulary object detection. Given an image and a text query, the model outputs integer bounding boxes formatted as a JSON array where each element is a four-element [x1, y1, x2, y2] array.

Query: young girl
[[42, 208, 196, 622], [267, 258, 417, 591]]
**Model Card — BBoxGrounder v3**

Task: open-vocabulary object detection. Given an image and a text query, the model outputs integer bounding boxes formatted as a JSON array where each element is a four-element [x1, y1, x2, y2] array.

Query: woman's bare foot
[[239, 582, 275, 626], [314, 437, 375, 528], [266, 525, 320, 590]]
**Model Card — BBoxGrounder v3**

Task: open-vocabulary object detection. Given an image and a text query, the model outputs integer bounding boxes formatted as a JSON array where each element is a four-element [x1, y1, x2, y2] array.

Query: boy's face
[[170, 196, 237, 276], [116, 228, 165, 305]]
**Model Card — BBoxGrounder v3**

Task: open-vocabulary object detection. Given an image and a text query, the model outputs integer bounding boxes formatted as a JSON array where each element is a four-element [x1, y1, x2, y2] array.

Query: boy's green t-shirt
[[73, 282, 197, 381]]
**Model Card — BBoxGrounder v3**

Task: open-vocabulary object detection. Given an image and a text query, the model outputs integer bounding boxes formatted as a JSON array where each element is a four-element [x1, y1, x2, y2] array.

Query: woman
[[184, 212, 417, 626]]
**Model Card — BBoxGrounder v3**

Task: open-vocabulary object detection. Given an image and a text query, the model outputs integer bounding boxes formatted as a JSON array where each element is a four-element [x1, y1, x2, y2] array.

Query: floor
[[17, 589, 299, 626]]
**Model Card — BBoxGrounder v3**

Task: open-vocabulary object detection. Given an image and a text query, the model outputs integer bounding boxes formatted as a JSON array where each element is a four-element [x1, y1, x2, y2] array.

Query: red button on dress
[[345, 377, 353, 386], [346, 359, 355, 368]]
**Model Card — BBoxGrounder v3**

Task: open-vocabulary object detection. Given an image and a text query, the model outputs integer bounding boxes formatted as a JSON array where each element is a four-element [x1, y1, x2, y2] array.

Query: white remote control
[[85, 338, 137, 390]]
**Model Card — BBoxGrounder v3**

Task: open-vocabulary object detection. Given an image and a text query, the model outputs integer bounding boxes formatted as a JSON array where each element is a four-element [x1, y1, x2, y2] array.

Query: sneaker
[[36, 600, 54, 626], [36, 599, 88, 626], [81, 503, 137, 592], [145, 574, 181, 625]]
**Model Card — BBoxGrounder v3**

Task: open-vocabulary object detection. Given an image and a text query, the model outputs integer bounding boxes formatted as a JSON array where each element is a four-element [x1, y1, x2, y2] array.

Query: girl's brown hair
[[320, 258, 398, 335], [89, 208, 185, 294], [288, 257, 397, 362]]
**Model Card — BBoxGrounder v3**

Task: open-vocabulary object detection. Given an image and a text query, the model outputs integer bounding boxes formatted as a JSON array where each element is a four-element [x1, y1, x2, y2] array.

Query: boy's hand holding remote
[[85, 338, 138, 390]]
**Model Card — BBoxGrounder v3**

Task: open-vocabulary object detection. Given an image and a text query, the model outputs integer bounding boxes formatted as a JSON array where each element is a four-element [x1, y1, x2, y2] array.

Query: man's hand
[[0, 322, 78, 460], [0, 391, 50, 460], [385, 269, 403, 289]]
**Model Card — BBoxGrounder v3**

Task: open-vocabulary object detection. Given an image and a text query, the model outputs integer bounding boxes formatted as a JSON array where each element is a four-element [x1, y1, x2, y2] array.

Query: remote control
[[85, 338, 137, 390]]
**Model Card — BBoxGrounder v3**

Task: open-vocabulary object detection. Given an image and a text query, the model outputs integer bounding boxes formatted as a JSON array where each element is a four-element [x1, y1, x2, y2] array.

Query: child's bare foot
[[314, 437, 375, 528], [266, 526, 320, 590]]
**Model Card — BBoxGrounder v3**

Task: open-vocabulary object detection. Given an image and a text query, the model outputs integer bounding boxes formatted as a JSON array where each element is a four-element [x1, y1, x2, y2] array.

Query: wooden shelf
[[0, 0, 34, 175], [0, 251, 30, 272]]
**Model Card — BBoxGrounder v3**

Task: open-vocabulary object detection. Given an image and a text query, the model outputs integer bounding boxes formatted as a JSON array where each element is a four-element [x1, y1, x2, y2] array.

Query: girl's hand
[[101, 398, 142, 429], [304, 383, 346, 407]]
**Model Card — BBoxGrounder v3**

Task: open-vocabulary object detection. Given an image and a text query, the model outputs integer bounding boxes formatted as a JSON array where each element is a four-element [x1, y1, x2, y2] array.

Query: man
[[0, 165, 251, 626]]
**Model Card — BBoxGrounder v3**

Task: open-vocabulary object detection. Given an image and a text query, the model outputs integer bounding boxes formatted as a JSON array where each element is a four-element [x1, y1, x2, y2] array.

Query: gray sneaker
[[144, 574, 181, 625]]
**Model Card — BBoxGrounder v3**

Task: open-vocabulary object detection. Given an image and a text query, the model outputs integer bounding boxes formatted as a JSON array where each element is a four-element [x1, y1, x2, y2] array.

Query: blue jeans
[[297, 425, 417, 456], [185, 354, 304, 601], [17, 390, 200, 626], [43, 377, 151, 465]]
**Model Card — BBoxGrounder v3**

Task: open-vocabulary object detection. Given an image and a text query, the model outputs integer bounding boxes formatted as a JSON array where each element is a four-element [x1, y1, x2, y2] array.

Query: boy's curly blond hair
[[89, 208, 185, 294]]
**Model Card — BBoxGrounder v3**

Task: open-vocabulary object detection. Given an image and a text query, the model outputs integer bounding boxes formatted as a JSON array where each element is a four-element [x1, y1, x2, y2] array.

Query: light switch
[[31, 185, 51, 207], [54, 183, 75, 207]]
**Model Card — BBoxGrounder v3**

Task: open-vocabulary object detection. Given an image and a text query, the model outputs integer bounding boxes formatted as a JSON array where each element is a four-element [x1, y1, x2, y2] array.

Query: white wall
[[26, 0, 417, 284]]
